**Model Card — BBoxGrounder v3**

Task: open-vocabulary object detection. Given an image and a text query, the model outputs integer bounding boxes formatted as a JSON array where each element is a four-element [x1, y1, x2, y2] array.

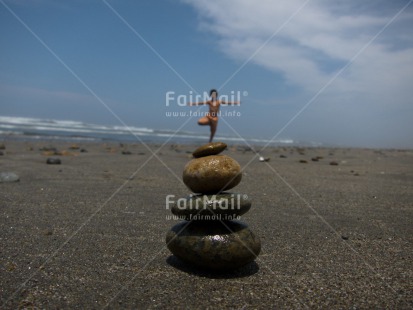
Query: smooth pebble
[[183, 155, 241, 194], [0, 172, 20, 183], [171, 193, 251, 220], [46, 158, 61, 165], [192, 142, 227, 158], [166, 220, 261, 270]]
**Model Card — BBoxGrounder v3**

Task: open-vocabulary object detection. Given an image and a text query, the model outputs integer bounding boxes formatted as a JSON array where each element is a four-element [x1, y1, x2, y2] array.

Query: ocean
[[0, 115, 297, 146]]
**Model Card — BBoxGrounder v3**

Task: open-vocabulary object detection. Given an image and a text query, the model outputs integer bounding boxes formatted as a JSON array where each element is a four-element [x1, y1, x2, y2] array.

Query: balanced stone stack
[[166, 142, 261, 270]]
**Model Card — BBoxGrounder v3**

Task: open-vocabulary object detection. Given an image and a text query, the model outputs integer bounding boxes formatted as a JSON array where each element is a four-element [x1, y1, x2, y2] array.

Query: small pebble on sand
[[46, 158, 61, 165], [0, 172, 20, 183]]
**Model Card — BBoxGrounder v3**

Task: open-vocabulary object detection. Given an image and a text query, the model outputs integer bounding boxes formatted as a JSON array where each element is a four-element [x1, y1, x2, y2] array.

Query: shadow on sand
[[166, 255, 259, 279]]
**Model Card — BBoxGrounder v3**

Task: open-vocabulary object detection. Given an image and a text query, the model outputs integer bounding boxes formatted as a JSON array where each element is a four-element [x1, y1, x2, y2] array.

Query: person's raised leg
[[197, 117, 209, 126]]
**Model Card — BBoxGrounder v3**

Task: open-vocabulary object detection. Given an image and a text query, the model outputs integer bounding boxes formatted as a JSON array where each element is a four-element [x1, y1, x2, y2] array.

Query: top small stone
[[192, 142, 227, 158]]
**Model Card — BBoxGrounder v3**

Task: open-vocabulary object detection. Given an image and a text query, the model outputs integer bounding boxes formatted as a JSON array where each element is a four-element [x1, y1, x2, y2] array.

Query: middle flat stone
[[171, 193, 251, 221], [183, 155, 242, 194]]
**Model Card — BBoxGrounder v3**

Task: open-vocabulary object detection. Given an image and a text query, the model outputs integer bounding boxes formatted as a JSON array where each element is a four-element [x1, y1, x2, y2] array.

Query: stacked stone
[[166, 142, 261, 270]]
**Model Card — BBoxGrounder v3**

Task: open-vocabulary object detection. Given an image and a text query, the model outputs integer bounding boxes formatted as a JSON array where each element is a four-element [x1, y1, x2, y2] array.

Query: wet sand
[[1, 140, 412, 308]]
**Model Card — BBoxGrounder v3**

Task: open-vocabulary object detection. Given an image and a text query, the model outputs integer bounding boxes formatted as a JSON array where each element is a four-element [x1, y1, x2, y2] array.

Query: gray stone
[[166, 220, 261, 270], [171, 193, 251, 220], [192, 142, 227, 158], [0, 172, 20, 183], [46, 158, 61, 165], [183, 155, 242, 194]]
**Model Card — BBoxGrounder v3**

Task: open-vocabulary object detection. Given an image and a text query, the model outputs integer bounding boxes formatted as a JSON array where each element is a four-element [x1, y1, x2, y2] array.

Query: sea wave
[[0, 115, 295, 145], [0, 116, 154, 135]]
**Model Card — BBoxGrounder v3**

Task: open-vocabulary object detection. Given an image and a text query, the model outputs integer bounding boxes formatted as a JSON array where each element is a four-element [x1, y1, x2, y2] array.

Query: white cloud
[[184, 0, 413, 96], [183, 0, 413, 147]]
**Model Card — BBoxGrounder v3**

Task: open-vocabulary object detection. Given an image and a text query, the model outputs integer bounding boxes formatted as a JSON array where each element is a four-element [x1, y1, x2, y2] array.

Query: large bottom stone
[[166, 220, 261, 270]]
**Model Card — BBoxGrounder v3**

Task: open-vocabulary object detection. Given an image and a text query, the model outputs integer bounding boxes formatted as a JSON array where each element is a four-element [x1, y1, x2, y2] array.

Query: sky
[[1, 0, 412, 148]]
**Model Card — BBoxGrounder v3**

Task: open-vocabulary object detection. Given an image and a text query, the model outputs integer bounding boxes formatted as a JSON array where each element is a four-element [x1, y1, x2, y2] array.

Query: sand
[[1, 140, 412, 309]]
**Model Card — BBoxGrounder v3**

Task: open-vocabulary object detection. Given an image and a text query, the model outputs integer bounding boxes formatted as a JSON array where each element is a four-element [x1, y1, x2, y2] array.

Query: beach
[[1, 140, 412, 308]]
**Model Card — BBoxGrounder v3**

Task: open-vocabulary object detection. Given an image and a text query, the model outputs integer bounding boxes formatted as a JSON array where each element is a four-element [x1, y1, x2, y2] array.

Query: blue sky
[[1, 0, 412, 148]]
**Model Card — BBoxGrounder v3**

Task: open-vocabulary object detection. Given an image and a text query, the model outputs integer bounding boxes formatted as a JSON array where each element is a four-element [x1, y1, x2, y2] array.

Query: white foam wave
[[0, 116, 154, 135], [0, 115, 295, 145]]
